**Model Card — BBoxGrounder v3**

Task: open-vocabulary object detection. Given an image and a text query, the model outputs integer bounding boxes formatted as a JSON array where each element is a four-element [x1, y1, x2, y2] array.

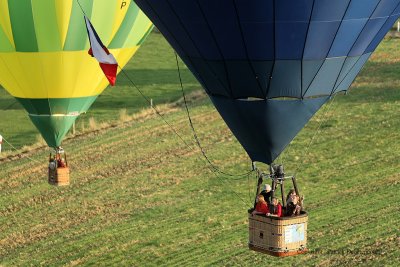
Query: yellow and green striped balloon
[[0, 0, 152, 147]]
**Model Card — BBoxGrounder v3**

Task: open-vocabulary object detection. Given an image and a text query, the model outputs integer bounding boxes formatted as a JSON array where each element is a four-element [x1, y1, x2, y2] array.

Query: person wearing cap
[[260, 184, 272, 204]]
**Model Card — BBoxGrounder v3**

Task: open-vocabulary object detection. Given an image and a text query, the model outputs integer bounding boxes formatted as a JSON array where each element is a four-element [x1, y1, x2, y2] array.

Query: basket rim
[[248, 209, 308, 221]]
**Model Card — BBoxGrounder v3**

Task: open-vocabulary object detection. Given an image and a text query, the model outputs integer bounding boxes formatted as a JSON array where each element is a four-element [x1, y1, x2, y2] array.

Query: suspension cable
[[0, 100, 18, 111], [76, 0, 89, 17], [118, 66, 250, 207], [293, 94, 339, 177], [278, 94, 334, 167], [174, 52, 253, 177], [76, 0, 252, 207], [1, 136, 42, 164]]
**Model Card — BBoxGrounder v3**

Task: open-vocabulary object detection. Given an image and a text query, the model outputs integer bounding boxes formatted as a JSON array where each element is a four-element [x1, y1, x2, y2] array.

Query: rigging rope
[[118, 67, 250, 208], [247, 171, 254, 204], [174, 52, 253, 178], [276, 93, 335, 167], [76, 0, 89, 17], [0, 100, 18, 112], [75, 0, 251, 207], [1, 136, 42, 164], [292, 93, 339, 178]]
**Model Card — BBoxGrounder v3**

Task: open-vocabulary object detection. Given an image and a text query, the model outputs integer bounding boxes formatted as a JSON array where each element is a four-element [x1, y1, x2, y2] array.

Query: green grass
[[0, 37, 400, 266], [0, 31, 199, 151]]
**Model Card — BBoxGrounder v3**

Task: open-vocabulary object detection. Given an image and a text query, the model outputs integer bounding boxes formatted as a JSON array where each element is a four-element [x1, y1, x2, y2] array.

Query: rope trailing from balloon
[[174, 52, 254, 178], [118, 66, 250, 208], [0, 100, 18, 111], [76, 0, 89, 17], [77, 0, 253, 207], [1, 136, 42, 164], [247, 171, 254, 204]]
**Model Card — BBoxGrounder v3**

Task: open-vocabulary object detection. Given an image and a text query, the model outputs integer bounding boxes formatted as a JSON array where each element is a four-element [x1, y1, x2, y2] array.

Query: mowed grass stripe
[[2, 180, 241, 266], [2, 38, 400, 265], [0, 116, 248, 264], [0, 110, 206, 204], [1, 171, 248, 264], [151, 224, 246, 266]]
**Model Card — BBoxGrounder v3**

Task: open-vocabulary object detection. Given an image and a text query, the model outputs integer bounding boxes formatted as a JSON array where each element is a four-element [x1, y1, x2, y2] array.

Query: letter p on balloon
[[121, 1, 127, 9]]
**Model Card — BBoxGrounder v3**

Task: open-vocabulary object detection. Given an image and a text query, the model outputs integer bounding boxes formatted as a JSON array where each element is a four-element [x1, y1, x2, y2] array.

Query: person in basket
[[268, 197, 282, 217], [286, 194, 302, 216], [252, 195, 269, 215]]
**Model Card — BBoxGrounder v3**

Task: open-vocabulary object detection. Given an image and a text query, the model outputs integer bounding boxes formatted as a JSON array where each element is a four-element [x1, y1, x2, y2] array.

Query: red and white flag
[[84, 16, 118, 86]]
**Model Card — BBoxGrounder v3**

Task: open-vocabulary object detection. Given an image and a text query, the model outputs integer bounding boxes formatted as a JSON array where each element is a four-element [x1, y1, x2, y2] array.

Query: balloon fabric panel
[[210, 96, 329, 164], [135, 0, 400, 164], [0, 0, 152, 148]]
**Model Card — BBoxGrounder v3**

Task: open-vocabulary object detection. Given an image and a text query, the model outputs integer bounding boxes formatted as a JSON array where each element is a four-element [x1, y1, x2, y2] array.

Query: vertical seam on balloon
[[0, 0, 15, 49], [120, 4, 139, 47], [109, 2, 139, 48], [32, 0, 61, 52], [123, 10, 148, 48], [333, 0, 400, 93], [59, 0, 73, 50], [331, 54, 367, 94], [35, 54, 53, 117], [136, 23, 153, 46], [301, 0, 316, 99], [65, 57, 73, 116], [70, 1, 95, 103], [346, 0, 383, 57], [68, 6, 86, 104], [195, 0, 234, 98], [28, 2, 52, 117], [92, 0, 119, 46], [15, 54, 40, 108], [61, 51, 73, 115], [231, 0, 266, 99], [0, 53, 24, 97], [333, 1, 400, 93], [330, 0, 382, 95], [9, 0, 38, 52], [364, 1, 400, 53], [162, 0, 229, 96], [238, 100, 265, 161], [0, 26, 13, 51], [64, 0, 93, 51], [0, 1, 14, 50], [108, 0, 127, 44], [302, 0, 352, 98], [265, 0, 276, 99], [147, 0, 213, 95]]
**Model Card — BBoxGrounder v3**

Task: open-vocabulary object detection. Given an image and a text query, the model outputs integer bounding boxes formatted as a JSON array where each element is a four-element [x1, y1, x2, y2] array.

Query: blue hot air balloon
[[133, 0, 400, 256], [134, 0, 400, 165]]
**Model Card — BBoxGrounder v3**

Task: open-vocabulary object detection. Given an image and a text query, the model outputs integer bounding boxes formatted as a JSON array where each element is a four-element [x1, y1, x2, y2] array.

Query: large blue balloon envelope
[[134, 0, 400, 164]]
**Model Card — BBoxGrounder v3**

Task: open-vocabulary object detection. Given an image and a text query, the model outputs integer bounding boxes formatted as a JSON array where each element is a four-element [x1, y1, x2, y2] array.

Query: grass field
[[0, 34, 400, 265]]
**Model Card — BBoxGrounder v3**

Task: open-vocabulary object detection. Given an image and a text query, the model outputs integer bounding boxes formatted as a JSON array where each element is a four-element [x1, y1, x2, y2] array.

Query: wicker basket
[[248, 211, 308, 257], [48, 167, 70, 186]]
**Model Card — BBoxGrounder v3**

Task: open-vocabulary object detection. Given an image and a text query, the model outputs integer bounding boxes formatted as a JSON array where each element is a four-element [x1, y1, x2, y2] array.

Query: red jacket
[[255, 202, 269, 214], [269, 203, 282, 217]]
